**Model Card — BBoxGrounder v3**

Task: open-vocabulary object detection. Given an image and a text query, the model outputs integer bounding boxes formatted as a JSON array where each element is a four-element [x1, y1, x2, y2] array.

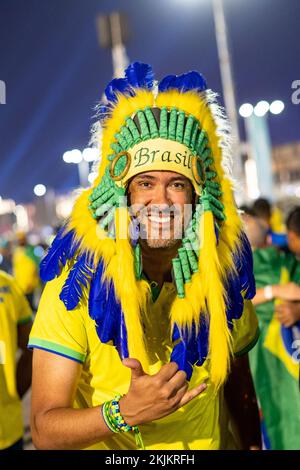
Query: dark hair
[[286, 207, 300, 236], [252, 198, 271, 219], [239, 205, 255, 216]]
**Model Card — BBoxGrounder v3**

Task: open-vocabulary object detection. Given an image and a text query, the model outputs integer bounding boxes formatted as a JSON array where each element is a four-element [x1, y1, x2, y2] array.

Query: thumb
[[122, 358, 146, 380]]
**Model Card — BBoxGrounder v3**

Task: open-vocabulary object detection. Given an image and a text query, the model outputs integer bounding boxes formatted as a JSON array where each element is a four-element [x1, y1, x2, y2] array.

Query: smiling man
[[28, 62, 260, 450]]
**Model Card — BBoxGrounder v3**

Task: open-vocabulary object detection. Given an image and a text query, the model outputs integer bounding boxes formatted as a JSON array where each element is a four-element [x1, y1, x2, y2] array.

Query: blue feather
[[59, 254, 94, 310], [40, 228, 79, 282], [177, 71, 207, 92], [98, 102, 113, 124], [158, 74, 178, 92], [171, 320, 209, 380], [225, 232, 256, 326], [104, 78, 134, 103], [89, 261, 129, 358], [125, 62, 154, 89], [159, 71, 207, 93]]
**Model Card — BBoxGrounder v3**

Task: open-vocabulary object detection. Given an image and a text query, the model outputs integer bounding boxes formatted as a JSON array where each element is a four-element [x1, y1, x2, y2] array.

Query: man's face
[[287, 230, 300, 257], [128, 171, 194, 249]]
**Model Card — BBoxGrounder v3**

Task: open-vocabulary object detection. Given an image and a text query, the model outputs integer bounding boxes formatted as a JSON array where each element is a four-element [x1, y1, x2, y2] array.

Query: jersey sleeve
[[28, 269, 88, 364], [231, 300, 260, 356]]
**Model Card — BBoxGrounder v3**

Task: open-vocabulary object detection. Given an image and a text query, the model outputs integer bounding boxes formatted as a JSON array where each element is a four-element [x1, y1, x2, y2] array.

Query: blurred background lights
[[239, 103, 254, 118], [88, 172, 98, 184], [83, 148, 98, 162], [70, 149, 82, 164], [62, 151, 74, 163], [34, 184, 46, 197], [254, 100, 270, 117], [269, 100, 285, 115]]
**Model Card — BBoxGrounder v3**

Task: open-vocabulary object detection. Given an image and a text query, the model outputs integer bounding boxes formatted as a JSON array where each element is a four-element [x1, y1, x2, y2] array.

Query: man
[[248, 207, 300, 449], [0, 270, 32, 450], [29, 62, 260, 450]]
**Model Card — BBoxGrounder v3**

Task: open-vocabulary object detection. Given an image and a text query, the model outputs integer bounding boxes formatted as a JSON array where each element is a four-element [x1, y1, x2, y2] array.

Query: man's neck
[[140, 240, 181, 289]]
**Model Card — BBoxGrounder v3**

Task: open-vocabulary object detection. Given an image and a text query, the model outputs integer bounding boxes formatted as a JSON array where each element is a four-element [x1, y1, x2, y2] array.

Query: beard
[[129, 202, 193, 249], [139, 216, 185, 249]]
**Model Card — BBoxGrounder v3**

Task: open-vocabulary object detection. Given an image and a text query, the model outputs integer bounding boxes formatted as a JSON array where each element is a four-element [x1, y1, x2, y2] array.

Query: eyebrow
[[134, 174, 188, 183]]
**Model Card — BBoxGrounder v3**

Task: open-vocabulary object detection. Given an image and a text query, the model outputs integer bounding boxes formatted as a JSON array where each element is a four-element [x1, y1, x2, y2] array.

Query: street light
[[269, 100, 285, 115], [239, 99, 285, 201], [254, 100, 270, 117], [62, 148, 98, 187], [239, 103, 254, 119], [239, 100, 285, 119], [34, 184, 47, 197]]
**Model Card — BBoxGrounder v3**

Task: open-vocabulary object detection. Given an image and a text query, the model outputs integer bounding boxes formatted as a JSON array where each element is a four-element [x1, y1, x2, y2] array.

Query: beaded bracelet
[[101, 394, 144, 449]]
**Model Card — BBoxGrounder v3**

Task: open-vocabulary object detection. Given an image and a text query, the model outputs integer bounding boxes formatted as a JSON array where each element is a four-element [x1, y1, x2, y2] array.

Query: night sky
[[0, 0, 299, 203]]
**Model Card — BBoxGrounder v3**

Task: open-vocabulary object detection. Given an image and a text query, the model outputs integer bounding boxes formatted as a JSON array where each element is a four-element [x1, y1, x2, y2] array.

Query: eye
[[138, 181, 152, 188], [171, 182, 185, 189]]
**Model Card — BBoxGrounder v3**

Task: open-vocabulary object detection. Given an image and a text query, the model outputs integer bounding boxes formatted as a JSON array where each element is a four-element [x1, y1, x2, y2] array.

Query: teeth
[[148, 216, 171, 223]]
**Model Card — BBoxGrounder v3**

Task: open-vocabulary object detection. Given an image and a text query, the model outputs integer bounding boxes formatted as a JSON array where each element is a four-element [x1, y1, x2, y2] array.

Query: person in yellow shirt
[[12, 232, 40, 310], [29, 62, 260, 450], [0, 270, 32, 450]]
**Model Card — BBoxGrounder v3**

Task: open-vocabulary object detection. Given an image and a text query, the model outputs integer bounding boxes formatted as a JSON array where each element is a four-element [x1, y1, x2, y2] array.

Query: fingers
[[178, 382, 207, 408], [155, 362, 179, 382], [122, 358, 146, 380], [167, 370, 188, 397]]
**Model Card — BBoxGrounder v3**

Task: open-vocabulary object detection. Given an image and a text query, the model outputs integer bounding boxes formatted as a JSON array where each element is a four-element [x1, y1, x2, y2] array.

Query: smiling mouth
[[147, 214, 174, 224]]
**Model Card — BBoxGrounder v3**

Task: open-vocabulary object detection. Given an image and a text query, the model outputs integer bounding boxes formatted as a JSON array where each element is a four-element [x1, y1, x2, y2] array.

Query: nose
[[150, 184, 172, 207]]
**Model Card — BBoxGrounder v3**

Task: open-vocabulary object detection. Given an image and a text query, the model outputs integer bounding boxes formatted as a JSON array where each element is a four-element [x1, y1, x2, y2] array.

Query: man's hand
[[275, 301, 300, 327], [119, 358, 207, 426], [273, 282, 300, 301]]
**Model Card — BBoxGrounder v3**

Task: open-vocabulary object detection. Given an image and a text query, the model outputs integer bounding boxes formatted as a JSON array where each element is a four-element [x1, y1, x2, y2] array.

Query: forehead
[[131, 171, 190, 183]]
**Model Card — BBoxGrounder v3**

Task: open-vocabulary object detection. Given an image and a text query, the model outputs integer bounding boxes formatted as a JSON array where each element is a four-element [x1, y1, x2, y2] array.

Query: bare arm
[[253, 282, 300, 306], [224, 354, 261, 450], [31, 351, 206, 450], [17, 321, 33, 398], [31, 349, 114, 450]]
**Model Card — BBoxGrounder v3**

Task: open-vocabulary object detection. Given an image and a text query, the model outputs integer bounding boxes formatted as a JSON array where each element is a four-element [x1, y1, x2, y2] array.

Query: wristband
[[101, 394, 144, 449], [264, 285, 273, 301]]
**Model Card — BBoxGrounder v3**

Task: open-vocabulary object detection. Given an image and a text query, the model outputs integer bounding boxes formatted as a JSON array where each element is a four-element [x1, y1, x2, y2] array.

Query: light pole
[[96, 12, 129, 78], [62, 148, 98, 188], [239, 100, 285, 201], [211, 0, 244, 190]]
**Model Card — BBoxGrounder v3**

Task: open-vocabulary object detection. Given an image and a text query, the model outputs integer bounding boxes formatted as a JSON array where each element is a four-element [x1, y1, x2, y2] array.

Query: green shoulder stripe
[[28, 337, 86, 363]]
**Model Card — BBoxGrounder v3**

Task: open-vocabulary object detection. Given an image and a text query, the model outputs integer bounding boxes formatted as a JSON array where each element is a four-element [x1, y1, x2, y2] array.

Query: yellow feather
[[95, 90, 155, 184], [199, 210, 233, 389], [105, 206, 150, 371]]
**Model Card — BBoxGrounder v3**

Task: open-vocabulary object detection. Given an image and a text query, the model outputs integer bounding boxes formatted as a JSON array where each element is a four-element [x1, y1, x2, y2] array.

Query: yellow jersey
[[13, 246, 40, 295], [29, 268, 259, 450], [0, 270, 32, 449]]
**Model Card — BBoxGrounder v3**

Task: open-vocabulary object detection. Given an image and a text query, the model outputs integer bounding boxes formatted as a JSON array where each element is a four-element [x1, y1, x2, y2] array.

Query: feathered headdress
[[40, 62, 255, 389]]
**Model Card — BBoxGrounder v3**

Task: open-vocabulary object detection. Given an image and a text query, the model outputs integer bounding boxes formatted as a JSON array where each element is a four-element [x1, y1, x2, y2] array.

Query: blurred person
[[0, 270, 33, 450], [286, 207, 300, 260], [12, 231, 40, 311], [252, 198, 287, 248], [248, 206, 300, 449], [0, 238, 12, 274], [252, 198, 272, 227], [29, 63, 260, 450], [241, 211, 268, 250]]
